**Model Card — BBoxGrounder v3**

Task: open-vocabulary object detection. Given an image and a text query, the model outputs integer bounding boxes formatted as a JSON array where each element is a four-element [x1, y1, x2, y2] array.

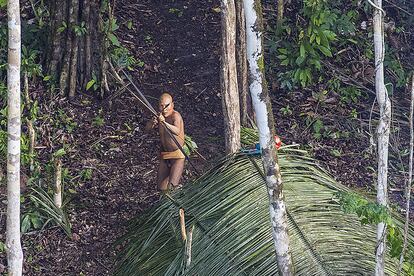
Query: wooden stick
[[179, 208, 187, 242], [185, 225, 194, 268], [54, 158, 62, 209]]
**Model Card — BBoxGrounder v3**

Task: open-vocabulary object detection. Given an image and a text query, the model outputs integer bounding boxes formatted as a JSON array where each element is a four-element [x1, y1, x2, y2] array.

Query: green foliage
[[183, 135, 198, 156], [110, 46, 137, 70], [303, 116, 330, 140], [144, 35, 152, 45], [23, 187, 72, 237], [272, 0, 348, 88], [336, 191, 414, 274], [335, 191, 392, 225], [168, 8, 183, 17], [92, 115, 105, 127], [73, 22, 87, 37], [21, 211, 44, 233], [339, 86, 362, 104], [86, 79, 96, 91], [126, 20, 133, 30], [56, 109, 77, 133], [311, 118, 325, 139], [28, 100, 39, 121], [22, 45, 43, 77], [385, 55, 408, 88], [0, 0, 6, 8], [103, 17, 137, 70], [86, 73, 99, 91], [0, 241, 4, 253], [0, 81, 6, 100], [269, 0, 412, 97], [92, 109, 105, 127], [326, 77, 363, 104], [53, 148, 66, 158], [57, 22, 68, 34], [350, 108, 358, 119], [80, 168, 93, 181], [280, 105, 293, 116]]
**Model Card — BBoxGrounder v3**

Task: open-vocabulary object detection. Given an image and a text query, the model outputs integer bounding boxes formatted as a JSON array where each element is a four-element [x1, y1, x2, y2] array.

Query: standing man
[[146, 93, 185, 193]]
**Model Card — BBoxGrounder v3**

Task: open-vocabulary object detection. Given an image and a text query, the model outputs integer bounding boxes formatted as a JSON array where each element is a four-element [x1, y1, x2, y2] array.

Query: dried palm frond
[[115, 147, 414, 275]]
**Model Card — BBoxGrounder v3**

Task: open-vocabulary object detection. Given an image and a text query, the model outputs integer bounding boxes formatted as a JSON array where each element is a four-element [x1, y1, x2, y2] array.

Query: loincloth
[[160, 148, 185, 160]]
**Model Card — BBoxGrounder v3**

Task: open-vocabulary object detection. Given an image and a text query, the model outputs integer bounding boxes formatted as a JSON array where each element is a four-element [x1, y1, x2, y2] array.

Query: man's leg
[[157, 159, 170, 192], [169, 159, 185, 188]]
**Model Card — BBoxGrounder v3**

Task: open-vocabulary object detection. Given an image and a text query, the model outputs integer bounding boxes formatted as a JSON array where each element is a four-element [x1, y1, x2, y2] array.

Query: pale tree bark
[[185, 225, 194, 268], [398, 74, 414, 275], [235, 0, 249, 127], [244, 0, 293, 275], [6, 0, 23, 274], [220, 0, 240, 154], [54, 158, 62, 208], [372, 1, 391, 275]]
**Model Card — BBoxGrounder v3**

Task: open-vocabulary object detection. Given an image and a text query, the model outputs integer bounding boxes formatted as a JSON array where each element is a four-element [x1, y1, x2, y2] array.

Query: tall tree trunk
[[244, 0, 293, 275], [220, 0, 240, 154], [372, 1, 391, 275], [47, 0, 105, 98], [398, 73, 414, 275], [236, 0, 249, 127], [6, 0, 23, 274]]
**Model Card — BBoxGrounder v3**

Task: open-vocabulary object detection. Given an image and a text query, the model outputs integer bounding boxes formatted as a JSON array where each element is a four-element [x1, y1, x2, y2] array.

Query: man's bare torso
[[159, 111, 185, 152]]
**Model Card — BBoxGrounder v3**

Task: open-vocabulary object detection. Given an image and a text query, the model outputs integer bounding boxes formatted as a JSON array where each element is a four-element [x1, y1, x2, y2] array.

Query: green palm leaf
[[115, 147, 414, 275]]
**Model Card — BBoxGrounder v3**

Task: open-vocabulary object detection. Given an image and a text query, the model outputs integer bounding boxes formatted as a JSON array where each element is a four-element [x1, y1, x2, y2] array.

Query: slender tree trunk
[[220, 0, 240, 154], [24, 73, 35, 173], [27, 119, 35, 173], [6, 0, 23, 274], [244, 1, 293, 275], [372, 1, 391, 275], [398, 74, 414, 275], [236, 0, 249, 127], [54, 158, 62, 208]]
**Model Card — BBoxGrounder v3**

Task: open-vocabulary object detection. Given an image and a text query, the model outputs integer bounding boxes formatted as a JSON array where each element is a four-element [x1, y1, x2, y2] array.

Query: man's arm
[[145, 116, 158, 132], [158, 113, 183, 136]]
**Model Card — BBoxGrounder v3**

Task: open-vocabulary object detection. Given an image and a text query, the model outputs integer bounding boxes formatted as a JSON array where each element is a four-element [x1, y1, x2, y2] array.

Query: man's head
[[159, 93, 174, 117]]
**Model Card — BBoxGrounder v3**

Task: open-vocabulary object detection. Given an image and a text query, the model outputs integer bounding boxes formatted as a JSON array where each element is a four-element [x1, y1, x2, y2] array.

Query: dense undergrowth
[[267, 0, 414, 93], [0, 0, 139, 245], [264, 0, 414, 191]]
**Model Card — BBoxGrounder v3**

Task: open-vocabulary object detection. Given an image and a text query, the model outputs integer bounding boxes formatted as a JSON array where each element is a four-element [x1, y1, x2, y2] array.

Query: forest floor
[[0, 0, 413, 275]]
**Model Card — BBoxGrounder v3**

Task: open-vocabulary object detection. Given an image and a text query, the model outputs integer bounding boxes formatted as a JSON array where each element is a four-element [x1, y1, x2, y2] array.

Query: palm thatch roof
[[115, 147, 414, 275]]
